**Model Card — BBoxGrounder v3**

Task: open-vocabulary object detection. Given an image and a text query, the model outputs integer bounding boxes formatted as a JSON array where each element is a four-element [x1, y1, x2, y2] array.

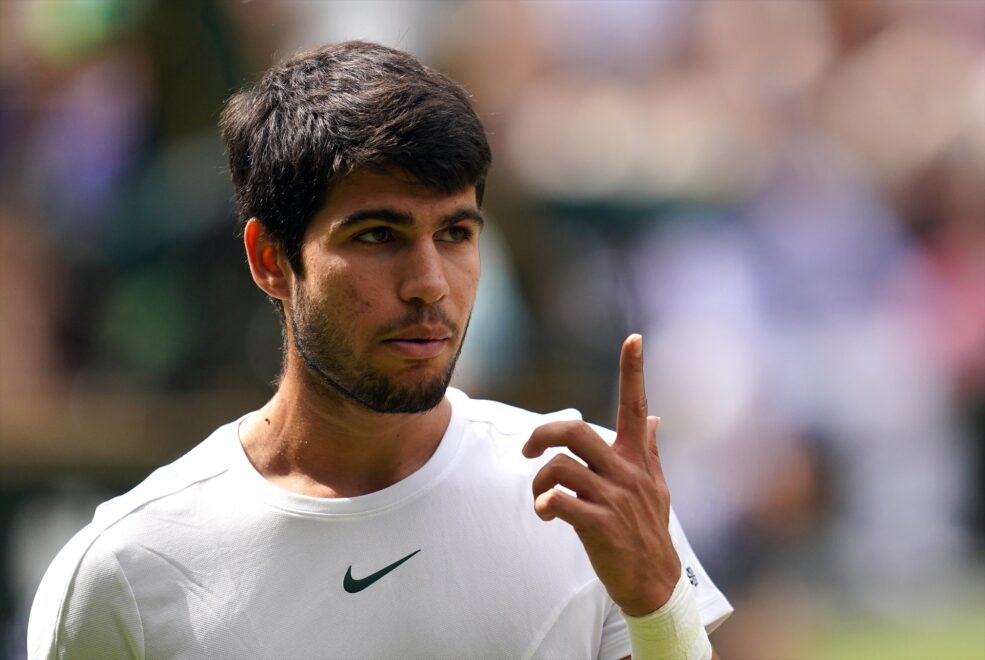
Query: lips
[[382, 325, 452, 359]]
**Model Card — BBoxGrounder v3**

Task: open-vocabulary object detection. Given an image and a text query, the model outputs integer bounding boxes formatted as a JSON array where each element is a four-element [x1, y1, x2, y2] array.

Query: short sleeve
[[28, 531, 144, 660], [597, 507, 732, 659], [668, 507, 733, 633], [598, 599, 631, 660]]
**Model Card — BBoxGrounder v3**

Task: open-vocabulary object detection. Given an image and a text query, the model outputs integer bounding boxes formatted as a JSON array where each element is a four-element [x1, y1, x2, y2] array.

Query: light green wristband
[[621, 570, 711, 660]]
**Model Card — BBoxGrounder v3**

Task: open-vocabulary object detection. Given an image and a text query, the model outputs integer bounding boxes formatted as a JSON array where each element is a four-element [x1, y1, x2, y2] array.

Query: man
[[29, 42, 730, 659]]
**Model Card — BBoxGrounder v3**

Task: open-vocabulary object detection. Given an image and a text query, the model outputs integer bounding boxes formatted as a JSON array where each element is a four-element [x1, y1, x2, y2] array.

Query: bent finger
[[533, 487, 606, 528], [532, 454, 610, 503], [523, 420, 617, 475]]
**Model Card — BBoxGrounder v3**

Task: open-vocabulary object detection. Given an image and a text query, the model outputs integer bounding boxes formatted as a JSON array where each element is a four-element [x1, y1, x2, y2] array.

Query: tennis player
[[29, 41, 730, 659]]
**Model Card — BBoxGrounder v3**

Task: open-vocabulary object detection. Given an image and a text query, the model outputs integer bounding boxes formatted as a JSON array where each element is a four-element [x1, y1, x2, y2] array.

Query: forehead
[[315, 169, 479, 226]]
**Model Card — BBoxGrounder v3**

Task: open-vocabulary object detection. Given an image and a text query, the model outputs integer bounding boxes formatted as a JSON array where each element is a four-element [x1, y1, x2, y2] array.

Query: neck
[[239, 360, 452, 498]]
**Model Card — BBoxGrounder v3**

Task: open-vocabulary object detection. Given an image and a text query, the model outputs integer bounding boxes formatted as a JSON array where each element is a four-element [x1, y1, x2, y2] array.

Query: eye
[[355, 227, 394, 244], [436, 226, 473, 243]]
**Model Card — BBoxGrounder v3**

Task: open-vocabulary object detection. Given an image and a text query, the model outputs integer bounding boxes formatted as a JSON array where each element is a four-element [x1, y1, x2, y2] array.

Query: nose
[[398, 240, 449, 305]]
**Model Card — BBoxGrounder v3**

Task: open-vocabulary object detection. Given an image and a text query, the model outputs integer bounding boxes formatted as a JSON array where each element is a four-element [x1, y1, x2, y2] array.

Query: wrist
[[622, 570, 711, 660], [620, 560, 682, 617]]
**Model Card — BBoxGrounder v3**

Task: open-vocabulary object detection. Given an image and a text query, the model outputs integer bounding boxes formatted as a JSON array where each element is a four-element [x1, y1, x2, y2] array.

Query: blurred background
[[0, 0, 983, 658]]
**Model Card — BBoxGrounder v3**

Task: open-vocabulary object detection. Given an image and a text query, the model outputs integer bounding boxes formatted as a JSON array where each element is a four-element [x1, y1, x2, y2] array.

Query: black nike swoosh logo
[[343, 549, 421, 593]]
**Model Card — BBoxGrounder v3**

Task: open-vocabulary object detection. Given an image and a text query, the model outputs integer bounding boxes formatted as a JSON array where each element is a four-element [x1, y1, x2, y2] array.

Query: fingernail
[[633, 333, 643, 357]]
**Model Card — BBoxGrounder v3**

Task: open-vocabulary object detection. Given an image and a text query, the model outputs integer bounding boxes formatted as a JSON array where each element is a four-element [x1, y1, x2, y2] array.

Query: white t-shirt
[[29, 388, 732, 660]]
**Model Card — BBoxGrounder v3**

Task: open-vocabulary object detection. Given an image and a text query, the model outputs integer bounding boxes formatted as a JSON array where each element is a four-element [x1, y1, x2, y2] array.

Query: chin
[[346, 367, 452, 414], [362, 385, 447, 414]]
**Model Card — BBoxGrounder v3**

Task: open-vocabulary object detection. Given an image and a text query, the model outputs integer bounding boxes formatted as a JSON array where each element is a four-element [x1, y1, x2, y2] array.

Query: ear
[[244, 218, 293, 301]]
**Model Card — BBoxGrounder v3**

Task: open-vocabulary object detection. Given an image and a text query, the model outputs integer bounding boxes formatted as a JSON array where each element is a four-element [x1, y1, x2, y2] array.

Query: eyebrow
[[336, 207, 485, 231]]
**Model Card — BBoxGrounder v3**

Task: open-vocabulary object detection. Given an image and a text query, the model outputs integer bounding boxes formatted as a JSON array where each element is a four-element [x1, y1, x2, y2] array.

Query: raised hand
[[522, 334, 681, 616]]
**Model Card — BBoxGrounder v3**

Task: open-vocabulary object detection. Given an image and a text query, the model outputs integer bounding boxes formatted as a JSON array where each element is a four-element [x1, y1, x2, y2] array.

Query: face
[[287, 169, 482, 413]]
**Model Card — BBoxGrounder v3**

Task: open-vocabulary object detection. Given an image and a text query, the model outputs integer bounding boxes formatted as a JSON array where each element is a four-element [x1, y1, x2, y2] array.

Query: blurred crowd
[[0, 1, 983, 658]]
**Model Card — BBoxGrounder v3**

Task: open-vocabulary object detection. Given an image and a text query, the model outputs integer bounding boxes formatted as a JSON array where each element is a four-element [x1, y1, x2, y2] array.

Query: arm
[[524, 334, 715, 660]]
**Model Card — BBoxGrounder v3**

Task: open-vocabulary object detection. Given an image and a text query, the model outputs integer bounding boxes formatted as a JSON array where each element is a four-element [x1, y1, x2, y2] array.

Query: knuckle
[[592, 480, 612, 502], [621, 394, 648, 418], [533, 419, 568, 436], [526, 425, 547, 445], [593, 513, 616, 538], [617, 459, 644, 483], [532, 467, 553, 493], [542, 488, 564, 510], [543, 455, 577, 482], [547, 453, 572, 469], [651, 479, 670, 502], [557, 419, 589, 436], [607, 486, 629, 510], [624, 465, 668, 500], [532, 420, 579, 445]]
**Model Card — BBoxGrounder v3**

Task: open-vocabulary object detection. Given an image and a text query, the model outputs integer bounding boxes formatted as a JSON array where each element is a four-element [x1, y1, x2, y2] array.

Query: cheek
[[307, 257, 364, 303], [462, 259, 481, 302], [334, 269, 379, 316], [346, 283, 375, 315]]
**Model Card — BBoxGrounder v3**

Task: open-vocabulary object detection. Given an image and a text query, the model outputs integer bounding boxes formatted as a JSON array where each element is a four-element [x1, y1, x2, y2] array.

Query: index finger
[[615, 333, 648, 453]]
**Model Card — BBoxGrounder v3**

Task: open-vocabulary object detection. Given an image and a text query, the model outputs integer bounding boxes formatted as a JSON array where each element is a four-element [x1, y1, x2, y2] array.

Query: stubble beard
[[288, 285, 468, 414]]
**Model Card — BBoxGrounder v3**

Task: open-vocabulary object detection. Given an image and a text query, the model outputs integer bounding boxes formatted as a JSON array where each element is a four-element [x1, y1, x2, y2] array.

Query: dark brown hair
[[219, 41, 491, 273]]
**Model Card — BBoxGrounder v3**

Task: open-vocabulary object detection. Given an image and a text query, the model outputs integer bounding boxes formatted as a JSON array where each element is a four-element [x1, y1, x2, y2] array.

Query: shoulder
[[28, 531, 145, 659], [448, 387, 610, 439], [27, 417, 243, 659], [445, 388, 618, 483], [90, 418, 238, 529]]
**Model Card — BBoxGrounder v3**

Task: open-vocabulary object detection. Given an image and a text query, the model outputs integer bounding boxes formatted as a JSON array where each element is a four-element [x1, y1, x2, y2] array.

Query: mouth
[[381, 338, 450, 359], [381, 326, 453, 359]]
